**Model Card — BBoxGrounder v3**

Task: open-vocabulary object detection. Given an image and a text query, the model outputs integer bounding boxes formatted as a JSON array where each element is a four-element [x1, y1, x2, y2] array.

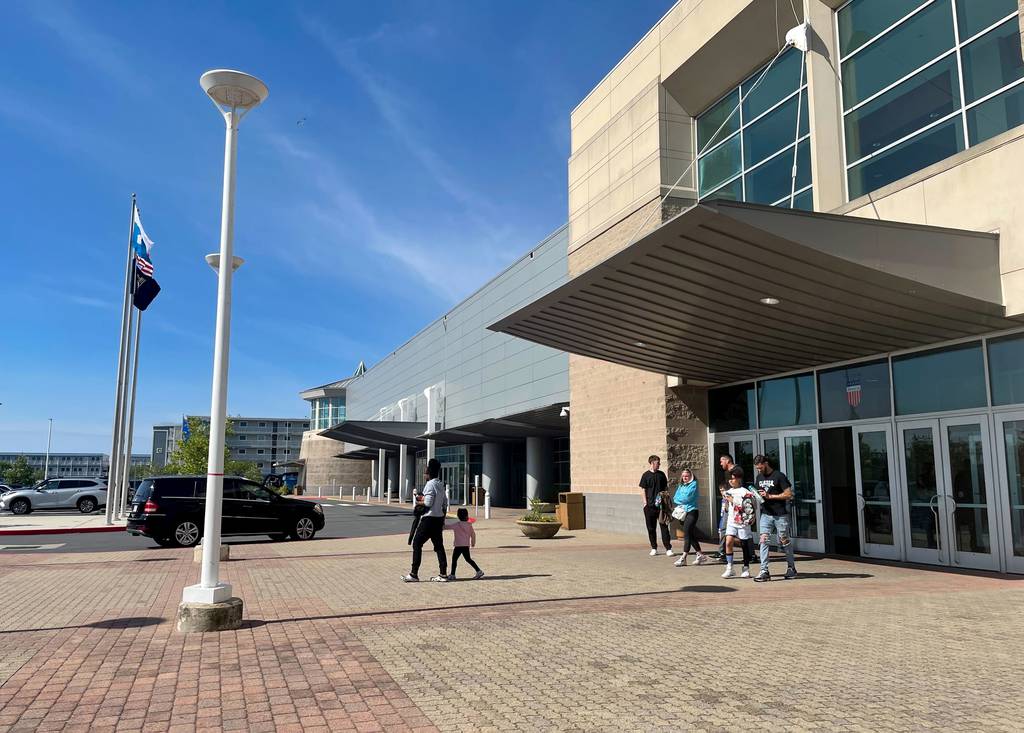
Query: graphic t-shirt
[[755, 469, 792, 517], [724, 487, 756, 529], [639, 470, 668, 507]]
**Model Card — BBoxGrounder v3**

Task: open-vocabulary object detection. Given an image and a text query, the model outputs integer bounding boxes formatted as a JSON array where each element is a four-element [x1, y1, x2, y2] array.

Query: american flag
[[135, 253, 153, 277], [847, 382, 862, 407]]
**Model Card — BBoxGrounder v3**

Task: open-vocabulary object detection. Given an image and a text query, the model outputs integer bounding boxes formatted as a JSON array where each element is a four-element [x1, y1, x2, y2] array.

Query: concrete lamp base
[[193, 542, 230, 563], [176, 597, 243, 632]]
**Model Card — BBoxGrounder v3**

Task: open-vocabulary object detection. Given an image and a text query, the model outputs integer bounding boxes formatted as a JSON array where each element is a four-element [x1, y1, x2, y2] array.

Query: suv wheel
[[10, 498, 30, 515], [77, 497, 97, 514], [172, 521, 202, 548], [291, 516, 316, 541]]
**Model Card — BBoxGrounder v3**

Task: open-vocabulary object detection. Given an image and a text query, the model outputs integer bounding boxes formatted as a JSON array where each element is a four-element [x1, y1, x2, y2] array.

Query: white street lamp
[[178, 69, 267, 632]]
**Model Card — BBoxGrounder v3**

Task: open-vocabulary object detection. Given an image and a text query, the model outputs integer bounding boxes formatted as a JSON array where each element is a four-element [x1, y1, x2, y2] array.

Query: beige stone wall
[[836, 128, 1024, 316], [666, 383, 709, 487], [298, 432, 371, 490]]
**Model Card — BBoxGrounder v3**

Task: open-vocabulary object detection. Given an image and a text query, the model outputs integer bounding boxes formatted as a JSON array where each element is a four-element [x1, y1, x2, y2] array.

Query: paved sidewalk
[[0, 521, 1022, 732], [0, 512, 124, 535]]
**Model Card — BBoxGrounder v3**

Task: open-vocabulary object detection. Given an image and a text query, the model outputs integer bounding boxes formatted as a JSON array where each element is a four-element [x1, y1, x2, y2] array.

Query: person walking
[[721, 466, 756, 578], [714, 453, 736, 560], [672, 468, 709, 567], [446, 507, 484, 580], [752, 454, 798, 582], [401, 458, 450, 583], [639, 455, 674, 556]]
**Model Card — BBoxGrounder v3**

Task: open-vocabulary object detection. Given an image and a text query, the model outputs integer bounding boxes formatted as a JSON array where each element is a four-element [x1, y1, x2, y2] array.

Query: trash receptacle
[[557, 492, 585, 530]]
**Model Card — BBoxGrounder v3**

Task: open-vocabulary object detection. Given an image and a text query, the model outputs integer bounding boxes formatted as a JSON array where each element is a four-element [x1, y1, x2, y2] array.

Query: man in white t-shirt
[[721, 466, 756, 579]]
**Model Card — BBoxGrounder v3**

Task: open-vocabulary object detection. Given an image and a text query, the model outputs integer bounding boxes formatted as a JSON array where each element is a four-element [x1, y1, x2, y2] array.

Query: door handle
[[945, 495, 959, 565], [928, 494, 942, 558]]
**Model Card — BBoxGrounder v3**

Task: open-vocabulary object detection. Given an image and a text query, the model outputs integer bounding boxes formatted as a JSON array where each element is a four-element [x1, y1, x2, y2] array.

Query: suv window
[[62, 480, 88, 489], [237, 481, 273, 502], [134, 479, 155, 503], [152, 477, 201, 499]]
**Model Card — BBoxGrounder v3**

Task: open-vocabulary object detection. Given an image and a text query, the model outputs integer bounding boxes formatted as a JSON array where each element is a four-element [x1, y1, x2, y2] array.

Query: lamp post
[[178, 69, 267, 633], [44, 418, 53, 480]]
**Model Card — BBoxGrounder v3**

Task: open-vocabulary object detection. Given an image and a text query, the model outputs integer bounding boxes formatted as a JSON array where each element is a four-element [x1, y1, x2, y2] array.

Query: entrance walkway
[[0, 518, 1021, 731]]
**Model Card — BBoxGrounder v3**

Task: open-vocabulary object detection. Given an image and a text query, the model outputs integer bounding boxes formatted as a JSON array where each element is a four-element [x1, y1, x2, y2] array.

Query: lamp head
[[200, 69, 268, 112], [205, 253, 245, 273]]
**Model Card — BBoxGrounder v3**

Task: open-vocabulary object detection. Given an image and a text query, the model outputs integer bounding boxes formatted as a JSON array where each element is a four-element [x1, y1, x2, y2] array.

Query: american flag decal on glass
[[846, 381, 862, 408]]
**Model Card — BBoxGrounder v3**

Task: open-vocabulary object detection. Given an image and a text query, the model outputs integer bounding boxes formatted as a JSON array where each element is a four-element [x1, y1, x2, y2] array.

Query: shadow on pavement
[[473, 573, 551, 581], [1, 616, 166, 635], [495, 545, 532, 549], [793, 572, 873, 580], [680, 585, 737, 593]]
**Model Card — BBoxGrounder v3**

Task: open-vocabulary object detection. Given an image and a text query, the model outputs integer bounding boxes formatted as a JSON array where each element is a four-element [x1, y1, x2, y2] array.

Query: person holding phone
[[752, 454, 797, 582]]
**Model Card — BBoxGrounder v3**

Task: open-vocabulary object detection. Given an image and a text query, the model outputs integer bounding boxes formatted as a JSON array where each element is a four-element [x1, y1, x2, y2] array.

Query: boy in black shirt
[[639, 455, 674, 556]]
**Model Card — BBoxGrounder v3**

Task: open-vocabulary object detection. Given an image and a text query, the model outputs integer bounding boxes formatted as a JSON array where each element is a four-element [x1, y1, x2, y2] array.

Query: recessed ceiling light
[[635, 341, 646, 347], [759, 297, 781, 306]]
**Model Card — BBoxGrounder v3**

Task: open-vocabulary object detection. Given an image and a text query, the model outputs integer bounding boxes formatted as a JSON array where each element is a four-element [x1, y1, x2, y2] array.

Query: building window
[[839, 0, 1022, 199], [892, 341, 987, 415], [696, 46, 812, 209], [758, 373, 817, 428], [988, 332, 1024, 405], [239, 435, 245, 440], [238, 449, 246, 455], [817, 359, 891, 422], [708, 383, 757, 432], [239, 421, 247, 427], [259, 422, 266, 427], [257, 449, 265, 455]]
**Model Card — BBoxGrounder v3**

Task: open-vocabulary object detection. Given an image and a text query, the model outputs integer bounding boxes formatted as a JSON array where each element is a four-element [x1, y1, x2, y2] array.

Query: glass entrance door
[[851, 425, 901, 560], [995, 411, 1024, 574], [897, 416, 999, 570], [780, 431, 824, 553], [441, 463, 461, 505]]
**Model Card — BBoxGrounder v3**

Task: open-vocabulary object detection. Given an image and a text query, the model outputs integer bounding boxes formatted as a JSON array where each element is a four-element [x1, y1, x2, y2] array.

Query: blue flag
[[131, 207, 161, 311], [181, 416, 191, 443]]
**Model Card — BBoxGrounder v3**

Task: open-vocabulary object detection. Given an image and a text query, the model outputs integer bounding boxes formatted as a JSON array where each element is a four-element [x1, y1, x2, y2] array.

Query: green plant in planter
[[521, 498, 559, 523]]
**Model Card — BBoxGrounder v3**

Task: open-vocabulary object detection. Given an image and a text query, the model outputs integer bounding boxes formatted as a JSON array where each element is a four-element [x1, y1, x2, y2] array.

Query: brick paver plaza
[[1, 510, 1022, 732]]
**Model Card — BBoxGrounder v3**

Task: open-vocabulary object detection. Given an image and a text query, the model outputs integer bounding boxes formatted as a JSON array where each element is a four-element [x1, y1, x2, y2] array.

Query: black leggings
[[681, 510, 704, 553], [451, 546, 480, 575]]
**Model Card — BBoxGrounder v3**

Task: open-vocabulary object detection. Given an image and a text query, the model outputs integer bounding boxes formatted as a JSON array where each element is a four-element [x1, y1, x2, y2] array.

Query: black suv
[[126, 475, 325, 547]]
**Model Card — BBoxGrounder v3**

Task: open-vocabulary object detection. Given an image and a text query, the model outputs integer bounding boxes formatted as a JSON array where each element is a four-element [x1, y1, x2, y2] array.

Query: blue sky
[[0, 0, 672, 453]]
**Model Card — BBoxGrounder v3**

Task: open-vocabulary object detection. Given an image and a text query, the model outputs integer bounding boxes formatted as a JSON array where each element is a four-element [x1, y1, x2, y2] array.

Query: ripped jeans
[[758, 513, 795, 574]]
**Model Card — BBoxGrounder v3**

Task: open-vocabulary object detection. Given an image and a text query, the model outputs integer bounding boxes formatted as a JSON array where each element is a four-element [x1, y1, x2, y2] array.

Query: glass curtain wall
[[311, 397, 346, 430], [696, 46, 813, 209], [838, 0, 1023, 199]]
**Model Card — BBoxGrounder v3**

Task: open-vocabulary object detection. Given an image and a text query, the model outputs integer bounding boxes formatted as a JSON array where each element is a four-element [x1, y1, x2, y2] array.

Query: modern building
[[486, 0, 1024, 574], [0, 453, 150, 480], [300, 0, 1024, 575], [297, 227, 570, 504], [151, 416, 309, 476]]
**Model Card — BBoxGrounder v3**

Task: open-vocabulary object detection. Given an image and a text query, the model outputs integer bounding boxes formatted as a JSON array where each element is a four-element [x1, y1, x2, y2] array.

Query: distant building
[[0, 453, 149, 480], [151, 416, 309, 476]]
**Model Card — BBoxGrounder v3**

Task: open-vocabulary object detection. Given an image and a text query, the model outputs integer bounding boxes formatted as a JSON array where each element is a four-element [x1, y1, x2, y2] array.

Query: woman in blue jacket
[[672, 468, 710, 567]]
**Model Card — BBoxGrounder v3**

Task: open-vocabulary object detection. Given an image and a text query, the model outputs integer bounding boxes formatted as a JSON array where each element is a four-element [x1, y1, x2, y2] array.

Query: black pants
[[411, 516, 446, 577], [681, 510, 704, 553], [643, 505, 672, 550], [451, 546, 480, 575]]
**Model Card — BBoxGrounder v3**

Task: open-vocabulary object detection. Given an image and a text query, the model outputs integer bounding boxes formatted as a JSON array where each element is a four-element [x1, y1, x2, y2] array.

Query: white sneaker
[[649, 549, 658, 556], [429, 575, 449, 582], [474, 570, 484, 580], [740, 566, 751, 578], [721, 564, 735, 579], [674, 556, 686, 567], [666, 550, 676, 557], [400, 574, 419, 583], [694, 554, 709, 565]]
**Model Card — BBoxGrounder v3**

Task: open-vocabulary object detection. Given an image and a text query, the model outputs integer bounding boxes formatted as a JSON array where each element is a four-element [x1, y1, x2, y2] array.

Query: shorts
[[725, 525, 753, 540]]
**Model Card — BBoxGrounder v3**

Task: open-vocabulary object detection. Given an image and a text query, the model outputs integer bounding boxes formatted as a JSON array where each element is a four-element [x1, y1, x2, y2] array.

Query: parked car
[[0, 478, 108, 515], [0, 484, 13, 495], [126, 475, 325, 547]]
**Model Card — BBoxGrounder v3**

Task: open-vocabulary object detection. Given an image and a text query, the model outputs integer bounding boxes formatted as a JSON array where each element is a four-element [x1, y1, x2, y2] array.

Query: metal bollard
[[387, 479, 392, 505], [484, 486, 491, 520], [352, 485, 356, 501]]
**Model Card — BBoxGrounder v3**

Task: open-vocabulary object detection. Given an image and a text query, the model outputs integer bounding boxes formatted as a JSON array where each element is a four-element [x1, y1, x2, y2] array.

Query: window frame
[[836, 0, 1023, 200]]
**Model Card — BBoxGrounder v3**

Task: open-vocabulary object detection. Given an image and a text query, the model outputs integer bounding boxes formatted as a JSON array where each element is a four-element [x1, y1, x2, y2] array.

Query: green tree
[[3, 456, 38, 487], [164, 418, 263, 481]]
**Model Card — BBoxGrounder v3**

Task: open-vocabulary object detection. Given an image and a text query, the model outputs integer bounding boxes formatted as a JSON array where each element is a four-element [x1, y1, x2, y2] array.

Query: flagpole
[[106, 194, 136, 525], [118, 309, 142, 520]]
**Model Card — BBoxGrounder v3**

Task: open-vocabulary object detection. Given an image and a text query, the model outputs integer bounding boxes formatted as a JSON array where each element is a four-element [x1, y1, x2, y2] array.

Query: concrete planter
[[516, 520, 561, 539]]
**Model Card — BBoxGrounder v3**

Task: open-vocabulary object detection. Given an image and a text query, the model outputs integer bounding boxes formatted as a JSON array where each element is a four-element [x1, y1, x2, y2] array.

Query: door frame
[[851, 423, 902, 561], [993, 409, 1024, 574], [937, 414, 1000, 572], [779, 429, 825, 554], [896, 418, 947, 566]]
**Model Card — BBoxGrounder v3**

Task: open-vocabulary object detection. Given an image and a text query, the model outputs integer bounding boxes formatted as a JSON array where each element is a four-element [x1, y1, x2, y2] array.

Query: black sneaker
[[784, 567, 798, 580], [753, 571, 771, 583]]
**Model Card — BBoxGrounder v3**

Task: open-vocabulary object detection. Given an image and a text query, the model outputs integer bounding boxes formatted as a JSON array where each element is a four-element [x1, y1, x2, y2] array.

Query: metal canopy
[[335, 447, 378, 461], [490, 201, 1017, 385], [426, 403, 569, 444], [319, 421, 431, 451]]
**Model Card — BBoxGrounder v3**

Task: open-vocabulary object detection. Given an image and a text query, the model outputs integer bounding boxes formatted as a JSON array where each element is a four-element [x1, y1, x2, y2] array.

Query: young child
[[446, 507, 484, 581], [721, 466, 756, 579]]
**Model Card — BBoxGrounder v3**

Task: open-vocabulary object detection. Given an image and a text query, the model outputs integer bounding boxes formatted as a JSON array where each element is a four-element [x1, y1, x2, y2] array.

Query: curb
[[0, 525, 126, 537]]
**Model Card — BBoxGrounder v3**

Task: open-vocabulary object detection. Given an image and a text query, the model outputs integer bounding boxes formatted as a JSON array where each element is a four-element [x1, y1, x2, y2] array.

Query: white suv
[[0, 478, 108, 515]]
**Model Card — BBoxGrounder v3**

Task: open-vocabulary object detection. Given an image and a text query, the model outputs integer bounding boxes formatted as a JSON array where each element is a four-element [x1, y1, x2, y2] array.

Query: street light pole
[[44, 418, 53, 480], [178, 69, 267, 633]]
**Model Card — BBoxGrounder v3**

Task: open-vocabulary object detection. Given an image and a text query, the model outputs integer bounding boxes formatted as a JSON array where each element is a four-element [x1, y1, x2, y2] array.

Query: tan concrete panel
[[609, 144, 634, 188], [571, 95, 611, 155], [608, 110, 632, 153], [1001, 268, 1024, 317], [659, 0, 751, 104], [588, 161, 610, 201], [568, 179, 588, 217]]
